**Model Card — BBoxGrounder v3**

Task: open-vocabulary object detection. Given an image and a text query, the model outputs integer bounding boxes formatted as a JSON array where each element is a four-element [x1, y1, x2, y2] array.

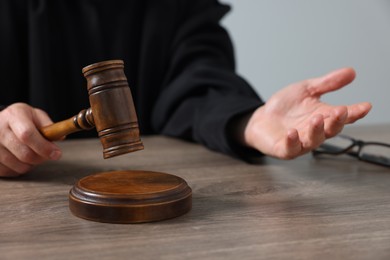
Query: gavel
[[41, 59, 191, 224], [39, 59, 144, 158]]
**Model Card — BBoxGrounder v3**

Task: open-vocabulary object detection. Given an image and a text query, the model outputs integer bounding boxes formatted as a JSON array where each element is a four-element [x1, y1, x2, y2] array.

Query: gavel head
[[81, 60, 144, 159]]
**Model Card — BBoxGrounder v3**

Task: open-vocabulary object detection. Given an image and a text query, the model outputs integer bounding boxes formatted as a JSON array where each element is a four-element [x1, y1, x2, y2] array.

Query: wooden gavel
[[40, 60, 144, 159]]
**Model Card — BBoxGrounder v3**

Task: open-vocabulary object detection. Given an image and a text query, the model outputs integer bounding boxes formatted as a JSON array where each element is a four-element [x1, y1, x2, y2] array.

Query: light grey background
[[220, 0, 390, 125]]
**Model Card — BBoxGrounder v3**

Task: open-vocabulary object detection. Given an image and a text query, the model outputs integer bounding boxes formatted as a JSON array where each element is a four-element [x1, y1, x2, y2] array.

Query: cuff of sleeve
[[194, 95, 265, 163], [224, 109, 265, 164]]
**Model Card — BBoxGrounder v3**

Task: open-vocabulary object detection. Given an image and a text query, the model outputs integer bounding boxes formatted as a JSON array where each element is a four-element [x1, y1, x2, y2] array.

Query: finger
[[308, 67, 356, 97], [323, 106, 348, 138], [275, 129, 303, 159], [8, 115, 62, 161], [0, 145, 33, 175], [0, 164, 22, 178], [33, 108, 54, 128], [1, 128, 47, 165], [345, 102, 372, 124], [284, 128, 303, 159], [33, 108, 66, 141], [303, 114, 325, 150]]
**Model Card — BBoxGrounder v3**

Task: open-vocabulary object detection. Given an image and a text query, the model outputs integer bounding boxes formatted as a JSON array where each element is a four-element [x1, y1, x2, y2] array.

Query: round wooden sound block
[[69, 170, 192, 223]]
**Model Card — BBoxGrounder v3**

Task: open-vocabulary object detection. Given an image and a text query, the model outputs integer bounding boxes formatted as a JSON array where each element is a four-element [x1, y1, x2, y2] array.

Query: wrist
[[228, 111, 253, 148]]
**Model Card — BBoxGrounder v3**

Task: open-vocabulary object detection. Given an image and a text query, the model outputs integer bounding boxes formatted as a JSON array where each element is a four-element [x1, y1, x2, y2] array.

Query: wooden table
[[1, 124, 390, 259]]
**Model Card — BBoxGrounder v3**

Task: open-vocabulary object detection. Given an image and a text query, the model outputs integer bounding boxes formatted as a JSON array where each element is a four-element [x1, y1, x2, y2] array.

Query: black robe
[[0, 0, 264, 160]]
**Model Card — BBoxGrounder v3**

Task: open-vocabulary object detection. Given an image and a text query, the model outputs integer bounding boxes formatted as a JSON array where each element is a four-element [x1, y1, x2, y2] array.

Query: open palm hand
[[244, 68, 372, 159]]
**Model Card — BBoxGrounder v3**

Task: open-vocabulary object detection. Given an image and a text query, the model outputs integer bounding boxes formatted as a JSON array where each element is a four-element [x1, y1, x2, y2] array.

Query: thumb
[[32, 108, 54, 128]]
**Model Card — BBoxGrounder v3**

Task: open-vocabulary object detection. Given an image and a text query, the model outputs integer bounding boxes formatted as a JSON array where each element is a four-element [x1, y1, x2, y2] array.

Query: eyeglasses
[[312, 134, 390, 167]]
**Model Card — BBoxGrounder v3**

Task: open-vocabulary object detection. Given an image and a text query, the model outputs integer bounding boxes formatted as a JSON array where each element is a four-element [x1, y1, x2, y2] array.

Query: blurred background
[[220, 0, 390, 125]]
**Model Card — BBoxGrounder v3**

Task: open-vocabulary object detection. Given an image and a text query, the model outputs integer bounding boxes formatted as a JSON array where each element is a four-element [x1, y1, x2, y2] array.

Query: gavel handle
[[39, 108, 95, 141]]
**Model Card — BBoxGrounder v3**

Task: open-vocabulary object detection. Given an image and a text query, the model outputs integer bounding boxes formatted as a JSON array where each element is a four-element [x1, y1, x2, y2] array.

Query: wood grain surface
[[1, 124, 390, 260]]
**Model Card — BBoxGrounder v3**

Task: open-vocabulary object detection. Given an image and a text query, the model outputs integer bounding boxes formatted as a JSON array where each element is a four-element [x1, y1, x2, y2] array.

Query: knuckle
[[17, 128, 35, 143], [17, 147, 38, 164], [0, 108, 11, 119]]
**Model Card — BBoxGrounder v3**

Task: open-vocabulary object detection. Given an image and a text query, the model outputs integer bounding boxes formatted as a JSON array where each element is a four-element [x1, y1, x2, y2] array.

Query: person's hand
[[243, 67, 372, 159], [0, 103, 62, 177]]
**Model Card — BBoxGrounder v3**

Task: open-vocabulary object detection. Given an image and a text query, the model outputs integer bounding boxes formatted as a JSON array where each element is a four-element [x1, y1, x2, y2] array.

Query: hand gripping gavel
[[40, 60, 144, 159]]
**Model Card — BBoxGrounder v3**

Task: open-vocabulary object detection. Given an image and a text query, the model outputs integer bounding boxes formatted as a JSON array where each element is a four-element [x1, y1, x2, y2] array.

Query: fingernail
[[50, 150, 62, 160]]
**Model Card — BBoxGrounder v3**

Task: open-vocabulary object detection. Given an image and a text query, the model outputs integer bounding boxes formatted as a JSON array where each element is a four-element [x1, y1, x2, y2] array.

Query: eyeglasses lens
[[359, 144, 390, 166]]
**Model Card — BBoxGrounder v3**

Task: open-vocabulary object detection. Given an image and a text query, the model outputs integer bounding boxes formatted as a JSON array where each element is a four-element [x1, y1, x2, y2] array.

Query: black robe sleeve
[[151, 0, 264, 161], [0, 0, 264, 161]]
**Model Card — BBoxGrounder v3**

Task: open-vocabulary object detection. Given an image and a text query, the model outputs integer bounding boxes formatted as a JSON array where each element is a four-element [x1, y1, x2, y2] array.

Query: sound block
[[69, 170, 192, 223]]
